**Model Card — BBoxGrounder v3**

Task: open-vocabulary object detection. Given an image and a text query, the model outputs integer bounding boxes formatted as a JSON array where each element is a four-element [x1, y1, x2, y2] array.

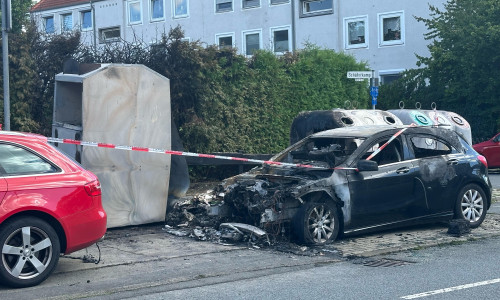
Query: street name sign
[[347, 71, 372, 79]]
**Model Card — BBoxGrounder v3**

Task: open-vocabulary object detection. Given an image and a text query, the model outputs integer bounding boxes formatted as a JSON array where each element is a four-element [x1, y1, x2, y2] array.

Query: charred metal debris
[[164, 168, 338, 250]]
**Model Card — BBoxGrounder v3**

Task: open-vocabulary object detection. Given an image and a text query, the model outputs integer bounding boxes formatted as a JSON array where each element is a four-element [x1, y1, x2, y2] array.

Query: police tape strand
[[47, 123, 416, 171], [45, 137, 358, 171]]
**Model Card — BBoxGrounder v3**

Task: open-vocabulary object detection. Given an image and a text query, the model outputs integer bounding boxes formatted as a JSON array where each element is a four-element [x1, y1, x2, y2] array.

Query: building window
[[61, 13, 73, 32], [301, 0, 333, 17], [99, 27, 121, 43], [216, 33, 234, 49], [43, 16, 55, 34], [81, 10, 92, 31], [242, 0, 260, 9], [128, 0, 142, 25], [344, 16, 368, 49], [173, 0, 189, 18], [151, 0, 164, 20], [270, 26, 291, 54], [379, 70, 403, 85], [270, 0, 289, 4], [242, 29, 262, 56], [379, 11, 404, 46], [216, 0, 233, 13]]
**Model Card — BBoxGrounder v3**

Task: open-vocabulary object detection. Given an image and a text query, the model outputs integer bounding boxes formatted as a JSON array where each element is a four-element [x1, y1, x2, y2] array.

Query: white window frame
[[60, 12, 73, 32], [242, 0, 260, 10], [301, 0, 333, 17], [215, 0, 233, 13], [80, 10, 93, 31], [344, 15, 368, 50], [173, 0, 189, 18], [127, 0, 143, 25], [150, 0, 165, 22], [270, 0, 289, 5], [270, 25, 291, 54], [215, 32, 235, 49], [379, 69, 404, 84], [378, 11, 405, 47], [43, 15, 55, 34], [99, 27, 121, 43], [242, 29, 262, 57]]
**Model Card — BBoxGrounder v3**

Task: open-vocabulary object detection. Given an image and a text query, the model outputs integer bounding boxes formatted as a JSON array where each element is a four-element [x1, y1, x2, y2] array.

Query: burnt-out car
[[214, 125, 492, 245]]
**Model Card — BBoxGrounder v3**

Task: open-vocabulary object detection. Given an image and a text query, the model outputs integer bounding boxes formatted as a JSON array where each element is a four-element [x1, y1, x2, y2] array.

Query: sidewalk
[[57, 189, 500, 275]]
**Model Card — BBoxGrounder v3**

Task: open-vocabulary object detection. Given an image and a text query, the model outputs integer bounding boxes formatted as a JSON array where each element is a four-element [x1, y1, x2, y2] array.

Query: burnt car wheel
[[295, 201, 340, 245], [454, 184, 487, 228], [0, 217, 60, 288]]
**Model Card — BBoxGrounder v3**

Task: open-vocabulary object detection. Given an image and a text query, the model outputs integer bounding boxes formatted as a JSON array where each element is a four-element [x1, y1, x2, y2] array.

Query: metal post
[[2, 0, 11, 130], [91, 0, 97, 52], [370, 70, 375, 110]]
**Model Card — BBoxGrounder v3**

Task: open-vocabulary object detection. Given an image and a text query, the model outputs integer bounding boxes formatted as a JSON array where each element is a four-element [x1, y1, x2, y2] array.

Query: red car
[[0, 131, 107, 288], [473, 133, 500, 168]]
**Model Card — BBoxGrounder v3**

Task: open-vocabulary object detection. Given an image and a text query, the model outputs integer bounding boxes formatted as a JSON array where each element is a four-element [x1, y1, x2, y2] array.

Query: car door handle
[[396, 167, 410, 174], [447, 159, 459, 165]]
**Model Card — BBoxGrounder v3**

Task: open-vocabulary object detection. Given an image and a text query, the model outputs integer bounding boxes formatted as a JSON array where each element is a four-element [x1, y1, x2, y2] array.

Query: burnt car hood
[[215, 165, 337, 217], [221, 164, 334, 188]]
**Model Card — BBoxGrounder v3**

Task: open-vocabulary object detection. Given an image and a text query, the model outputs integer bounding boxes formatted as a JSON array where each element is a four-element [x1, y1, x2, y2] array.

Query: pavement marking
[[401, 278, 500, 299]]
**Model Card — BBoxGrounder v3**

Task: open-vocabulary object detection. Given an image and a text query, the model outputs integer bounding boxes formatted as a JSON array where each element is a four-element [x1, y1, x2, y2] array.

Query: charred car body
[[213, 125, 492, 245]]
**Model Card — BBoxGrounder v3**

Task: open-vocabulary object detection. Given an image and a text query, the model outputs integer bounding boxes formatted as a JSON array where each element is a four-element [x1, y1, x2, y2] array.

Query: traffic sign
[[370, 86, 379, 97], [347, 71, 372, 79]]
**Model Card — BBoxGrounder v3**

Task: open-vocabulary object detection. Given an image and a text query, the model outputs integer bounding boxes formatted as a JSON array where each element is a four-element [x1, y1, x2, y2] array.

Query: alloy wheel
[[2, 226, 53, 280], [460, 188, 484, 223], [307, 204, 335, 244]]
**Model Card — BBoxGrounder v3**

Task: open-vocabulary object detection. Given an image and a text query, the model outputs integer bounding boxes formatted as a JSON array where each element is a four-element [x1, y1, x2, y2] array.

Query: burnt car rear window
[[0, 144, 59, 176], [410, 136, 456, 158]]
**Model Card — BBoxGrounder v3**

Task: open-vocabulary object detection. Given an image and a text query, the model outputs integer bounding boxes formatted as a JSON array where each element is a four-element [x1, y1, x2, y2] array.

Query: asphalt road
[[489, 172, 500, 189], [125, 237, 500, 300]]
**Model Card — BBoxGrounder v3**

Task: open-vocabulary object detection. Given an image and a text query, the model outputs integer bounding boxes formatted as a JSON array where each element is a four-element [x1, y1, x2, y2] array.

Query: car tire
[[0, 217, 60, 288], [454, 184, 487, 228], [294, 201, 340, 245]]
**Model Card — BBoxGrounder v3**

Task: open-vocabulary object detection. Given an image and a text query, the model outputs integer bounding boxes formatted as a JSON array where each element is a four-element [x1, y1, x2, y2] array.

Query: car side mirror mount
[[357, 159, 378, 172]]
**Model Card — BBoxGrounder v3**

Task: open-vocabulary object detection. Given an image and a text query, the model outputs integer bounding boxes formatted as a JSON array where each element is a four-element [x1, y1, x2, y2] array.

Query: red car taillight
[[478, 155, 488, 168], [84, 180, 102, 196]]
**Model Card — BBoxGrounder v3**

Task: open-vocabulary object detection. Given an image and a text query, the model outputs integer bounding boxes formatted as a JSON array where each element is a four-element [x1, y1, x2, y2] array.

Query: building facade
[[31, 0, 446, 83]]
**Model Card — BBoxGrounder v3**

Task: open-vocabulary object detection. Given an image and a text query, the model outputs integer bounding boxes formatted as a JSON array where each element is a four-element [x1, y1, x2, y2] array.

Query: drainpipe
[[90, 0, 97, 52], [337, 0, 341, 51], [291, 0, 296, 52]]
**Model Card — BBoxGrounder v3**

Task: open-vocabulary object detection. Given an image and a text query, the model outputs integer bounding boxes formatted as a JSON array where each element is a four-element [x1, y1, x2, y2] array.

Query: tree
[[0, 0, 32, 33], [416, 0, 500, 139]]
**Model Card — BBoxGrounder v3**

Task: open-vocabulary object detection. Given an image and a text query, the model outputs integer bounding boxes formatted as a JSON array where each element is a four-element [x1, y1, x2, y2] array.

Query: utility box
[[53, 64, 172, 228]]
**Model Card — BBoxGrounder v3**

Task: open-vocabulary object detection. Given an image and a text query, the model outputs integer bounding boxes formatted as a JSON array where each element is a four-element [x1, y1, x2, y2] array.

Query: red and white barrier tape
[[46, 137, 357, 171], [365, 123, 416, 161]]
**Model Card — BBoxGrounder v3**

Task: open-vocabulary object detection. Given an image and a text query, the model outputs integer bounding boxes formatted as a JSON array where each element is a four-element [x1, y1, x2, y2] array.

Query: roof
[[31, 0, 93, 12]]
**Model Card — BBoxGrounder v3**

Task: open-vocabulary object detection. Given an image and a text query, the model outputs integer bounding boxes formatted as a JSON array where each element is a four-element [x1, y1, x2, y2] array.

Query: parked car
[[214, 125, 492, 245], [473, 133, 500, 168], [0, 131, 107, 288]]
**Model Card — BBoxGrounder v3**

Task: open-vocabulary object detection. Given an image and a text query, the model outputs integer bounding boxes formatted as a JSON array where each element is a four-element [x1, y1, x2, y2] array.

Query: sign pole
[[2, 0, 11, 130], [369, 70, 379, 110]]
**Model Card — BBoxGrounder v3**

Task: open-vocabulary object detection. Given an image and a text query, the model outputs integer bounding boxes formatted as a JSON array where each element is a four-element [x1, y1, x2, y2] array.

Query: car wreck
[[210, 125, 492, 245]]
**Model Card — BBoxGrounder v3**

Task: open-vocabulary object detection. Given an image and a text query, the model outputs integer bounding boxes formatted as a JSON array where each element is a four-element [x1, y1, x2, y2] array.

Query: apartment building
[[30, 0, 446, 83]]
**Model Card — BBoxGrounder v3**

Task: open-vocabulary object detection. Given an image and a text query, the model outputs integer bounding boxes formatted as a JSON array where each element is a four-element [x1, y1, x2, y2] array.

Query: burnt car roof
[[310, 125, 465, 153], [312, 125, 401, 138]]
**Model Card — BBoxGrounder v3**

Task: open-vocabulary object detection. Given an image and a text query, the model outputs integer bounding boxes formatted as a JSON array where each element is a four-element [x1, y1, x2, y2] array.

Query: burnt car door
[[347, 135, 427, 229], [405, 134, 464, 214]]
